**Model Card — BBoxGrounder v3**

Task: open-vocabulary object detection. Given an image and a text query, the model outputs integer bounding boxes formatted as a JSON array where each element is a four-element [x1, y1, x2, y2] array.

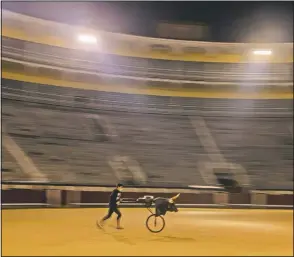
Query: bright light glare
[[252, 50, 272, 56], [77, 34, 97, 44]]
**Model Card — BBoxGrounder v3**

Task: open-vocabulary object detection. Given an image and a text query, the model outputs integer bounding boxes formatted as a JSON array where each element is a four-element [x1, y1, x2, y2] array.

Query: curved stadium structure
[[2, 10, 293, 190]]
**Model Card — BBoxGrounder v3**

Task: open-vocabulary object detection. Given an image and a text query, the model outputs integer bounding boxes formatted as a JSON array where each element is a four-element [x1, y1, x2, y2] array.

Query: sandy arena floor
[[2, 208, 293, 256]]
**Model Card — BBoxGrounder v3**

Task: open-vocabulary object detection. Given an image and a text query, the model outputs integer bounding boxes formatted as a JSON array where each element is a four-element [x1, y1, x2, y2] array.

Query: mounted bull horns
[[170, 193, 180, 201]]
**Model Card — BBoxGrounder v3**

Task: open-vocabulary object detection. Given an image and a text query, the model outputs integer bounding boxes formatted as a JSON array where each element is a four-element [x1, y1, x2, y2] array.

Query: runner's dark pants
[[103, 205, 122, 220]]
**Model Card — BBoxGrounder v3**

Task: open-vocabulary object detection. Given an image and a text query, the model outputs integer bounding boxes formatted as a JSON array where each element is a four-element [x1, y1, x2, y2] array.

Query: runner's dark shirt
[[109, 189, 122, 207]]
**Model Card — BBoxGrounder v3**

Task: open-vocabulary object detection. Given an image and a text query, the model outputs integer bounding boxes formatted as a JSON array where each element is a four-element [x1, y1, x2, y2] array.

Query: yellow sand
[[2, 208, 293, 256]]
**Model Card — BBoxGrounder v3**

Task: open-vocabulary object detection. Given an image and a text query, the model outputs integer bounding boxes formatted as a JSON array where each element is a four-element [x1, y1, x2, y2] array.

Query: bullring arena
[[2, 208, 293, 256], [1, 5, 293, 257]]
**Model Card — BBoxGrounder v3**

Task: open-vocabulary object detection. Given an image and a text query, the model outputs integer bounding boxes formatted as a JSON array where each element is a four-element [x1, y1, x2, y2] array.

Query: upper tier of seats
[[3, 37, 293, 85]]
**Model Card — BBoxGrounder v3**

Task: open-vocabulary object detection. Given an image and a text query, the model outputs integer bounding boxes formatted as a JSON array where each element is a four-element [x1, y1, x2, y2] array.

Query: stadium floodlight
[[77, 34, 97, 44], [252, 49, 272, 56]]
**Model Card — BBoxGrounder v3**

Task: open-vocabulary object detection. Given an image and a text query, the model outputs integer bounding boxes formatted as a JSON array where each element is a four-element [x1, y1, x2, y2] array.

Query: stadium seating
[[1, 12, 293, 190], [3, 37, 293, 84], [2, 80, 293, 190], [2, 79, 292, 117]]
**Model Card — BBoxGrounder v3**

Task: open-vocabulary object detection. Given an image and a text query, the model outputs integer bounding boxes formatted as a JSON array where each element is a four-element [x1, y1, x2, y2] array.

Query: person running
[[97, 183, 124, 230]]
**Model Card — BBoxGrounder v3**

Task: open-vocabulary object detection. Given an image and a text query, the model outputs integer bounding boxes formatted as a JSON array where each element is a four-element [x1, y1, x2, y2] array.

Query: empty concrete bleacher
[[109, 112, 207, 186], [2, 103, 116, 184], [2, 77, 293, 189], [2, 91, 293, 190], [2, 100, 207, 187], [2, 147, 29, 181], [2, 79, 293, 118], [205, 117, 293, 190]]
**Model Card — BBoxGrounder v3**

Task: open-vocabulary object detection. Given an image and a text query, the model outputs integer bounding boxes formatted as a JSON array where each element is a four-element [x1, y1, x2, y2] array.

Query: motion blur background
[[1, 1, 293, 192]]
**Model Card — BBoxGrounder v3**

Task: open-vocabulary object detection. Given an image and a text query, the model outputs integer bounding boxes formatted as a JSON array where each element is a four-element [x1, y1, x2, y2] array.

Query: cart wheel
[[146, 214, 165, 233]]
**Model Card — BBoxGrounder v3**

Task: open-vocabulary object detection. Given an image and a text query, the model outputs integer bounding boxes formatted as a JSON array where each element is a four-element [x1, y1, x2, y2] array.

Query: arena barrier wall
[[2, 183, 293, 209]]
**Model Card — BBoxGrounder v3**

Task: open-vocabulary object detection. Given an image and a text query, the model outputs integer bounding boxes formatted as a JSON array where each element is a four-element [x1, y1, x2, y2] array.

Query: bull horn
[[170, 193, 180, 201]]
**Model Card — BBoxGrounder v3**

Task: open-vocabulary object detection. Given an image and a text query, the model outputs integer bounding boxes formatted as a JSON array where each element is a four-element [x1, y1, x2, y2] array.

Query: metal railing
[[2, 37, 293, 85], [2, 82, 293, 117]]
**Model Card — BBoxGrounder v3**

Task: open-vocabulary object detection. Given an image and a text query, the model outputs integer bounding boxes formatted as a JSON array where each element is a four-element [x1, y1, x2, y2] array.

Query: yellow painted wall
[[3, 26, 293, 63], [2, 71, 292, 99]]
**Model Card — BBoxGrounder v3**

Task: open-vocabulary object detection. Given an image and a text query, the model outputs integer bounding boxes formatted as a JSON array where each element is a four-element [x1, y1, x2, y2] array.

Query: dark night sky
[[2, 1, 293, 42]]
